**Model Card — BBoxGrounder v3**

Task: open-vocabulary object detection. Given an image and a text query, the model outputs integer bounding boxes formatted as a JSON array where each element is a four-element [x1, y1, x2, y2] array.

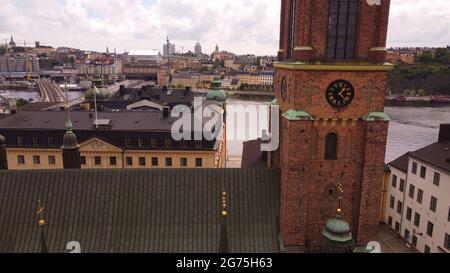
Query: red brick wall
[[275, 69, 389, 118], [279, 0, 391, 62]]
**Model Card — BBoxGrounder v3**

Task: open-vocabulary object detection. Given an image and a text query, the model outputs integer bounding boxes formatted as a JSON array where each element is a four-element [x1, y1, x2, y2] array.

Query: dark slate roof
[[0, 110, 207, 132], [111, 87, 194, 108], [0, 168, 281, 253], [389, 153, 410, 173], [241, 139, 267, 168], [409, 140, 450, 172]]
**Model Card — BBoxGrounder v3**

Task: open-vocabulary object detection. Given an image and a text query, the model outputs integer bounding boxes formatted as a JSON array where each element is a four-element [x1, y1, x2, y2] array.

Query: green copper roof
[[0, 134, 5, 146], [207, 75, 226, 102], [362, 112, 391, 122], [282, 110, 314, 121], [322, 214, 353, 243], [207, 89, 227, 102], [270, 99, 278, 106], [211, 75, 222, 90]]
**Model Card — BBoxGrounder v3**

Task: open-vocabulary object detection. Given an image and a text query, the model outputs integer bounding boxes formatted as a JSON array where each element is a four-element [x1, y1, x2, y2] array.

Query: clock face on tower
[[280, 77, 288, 101], [326, 80, 355, 108]]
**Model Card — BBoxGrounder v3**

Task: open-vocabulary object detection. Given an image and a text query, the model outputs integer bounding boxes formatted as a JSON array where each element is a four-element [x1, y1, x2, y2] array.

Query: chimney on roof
[[438, 124, 450, 143], [163, 106, 170, 119]]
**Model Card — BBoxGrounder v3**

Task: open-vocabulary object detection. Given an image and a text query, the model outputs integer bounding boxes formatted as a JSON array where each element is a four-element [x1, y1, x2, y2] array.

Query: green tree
[[418, 51, 433, 64], [435, 48, 450, 64], [16, 98, 29, 107]]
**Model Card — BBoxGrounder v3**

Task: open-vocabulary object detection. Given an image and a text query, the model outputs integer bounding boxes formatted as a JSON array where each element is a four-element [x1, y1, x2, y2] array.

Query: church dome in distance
[[207, 75, 227, 102]]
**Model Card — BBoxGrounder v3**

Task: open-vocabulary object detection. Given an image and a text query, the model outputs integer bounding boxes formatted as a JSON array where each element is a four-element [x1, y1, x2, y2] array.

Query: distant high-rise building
[[195, 43, 202, 55], [9, 36, 16, 47], [163, 37, 176, 56]]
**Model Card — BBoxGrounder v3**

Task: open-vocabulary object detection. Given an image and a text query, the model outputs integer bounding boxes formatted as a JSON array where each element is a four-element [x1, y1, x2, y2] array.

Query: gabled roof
[[0, 168, 281, 253], [389, 153, 409, 173], [409, 140, 450, 173], [79, 137, 123, 152]]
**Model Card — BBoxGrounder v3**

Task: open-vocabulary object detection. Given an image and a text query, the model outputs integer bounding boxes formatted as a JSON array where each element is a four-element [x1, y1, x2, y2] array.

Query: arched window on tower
[[327, 0, 360, 59], [325, 133, 338, 160], [287, 0, 297, 60]]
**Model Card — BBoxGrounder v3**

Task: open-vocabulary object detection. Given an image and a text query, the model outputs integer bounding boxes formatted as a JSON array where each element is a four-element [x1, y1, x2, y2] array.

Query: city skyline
[[0, 0, 449, 55]]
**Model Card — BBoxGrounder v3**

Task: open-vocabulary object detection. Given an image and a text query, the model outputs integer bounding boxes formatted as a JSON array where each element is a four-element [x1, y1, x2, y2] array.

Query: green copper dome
[[61, 110, 79, 150], [322, 213, 353, 243], [0, 134, 6, 146], [207, 75, 227, 102], [62, 131, 79, 150]]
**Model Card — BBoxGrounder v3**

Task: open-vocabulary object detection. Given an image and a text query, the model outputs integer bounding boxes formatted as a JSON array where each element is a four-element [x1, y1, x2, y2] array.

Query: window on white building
[[445, 234, 450, 250], [430, 196, 438, 213], [399, 179, 405, 192], [406, 207, 412, 221], [427, 221, 434, 237], [414, 212, 421, 228], [409, 184, 415, 199], [420, 166, 427, 179], [417, 189, 424, 204], [397, 201, 403, 214], [392, 175, 398, 188], [412, 162, 418, 174], [433, 172, 440, 186]]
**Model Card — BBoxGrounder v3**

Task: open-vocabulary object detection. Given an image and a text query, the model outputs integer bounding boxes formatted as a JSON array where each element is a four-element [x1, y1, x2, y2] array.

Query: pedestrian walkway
[[378, 223, 419, 253]]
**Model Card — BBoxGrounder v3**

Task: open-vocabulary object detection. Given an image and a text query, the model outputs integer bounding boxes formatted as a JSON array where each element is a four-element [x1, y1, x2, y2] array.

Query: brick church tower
[[273, 0, 392, 251]]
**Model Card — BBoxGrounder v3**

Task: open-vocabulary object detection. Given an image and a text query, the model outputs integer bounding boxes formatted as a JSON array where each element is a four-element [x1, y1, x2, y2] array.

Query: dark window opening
[[287, 0, 297, 60], [327, 0, 359, 59], [33, 155, 40, 165], [180, 158, 188, 167], [427, 222, 434, 237], [126, 157, 133, 166], [152, 157, 158, 166], [48, 155, 56, 165], [17, 136, 24, 146], [196, 158, 203, 168], [95, 156, 101, 166], [325, 133, 338, 160], [80, 156, 86, 165], [110, 157, 117, 166], [392, 175, 397, 188], [165, 157, 172, 167], [430, 196, 438, 213], [17, 155, 25, 165]]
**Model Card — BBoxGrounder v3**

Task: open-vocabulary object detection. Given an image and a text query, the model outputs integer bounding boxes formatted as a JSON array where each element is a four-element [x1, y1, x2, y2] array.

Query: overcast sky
[[0, 0, 449, 55]]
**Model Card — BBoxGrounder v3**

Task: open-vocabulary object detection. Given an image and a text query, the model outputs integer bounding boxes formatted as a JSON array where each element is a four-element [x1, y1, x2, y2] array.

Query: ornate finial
[[37, 199, 45, 226], [221, 191, 227, 218], [337, 183, 344, 217], [64, 85, 73, 132], [218, 190, 230, 253]]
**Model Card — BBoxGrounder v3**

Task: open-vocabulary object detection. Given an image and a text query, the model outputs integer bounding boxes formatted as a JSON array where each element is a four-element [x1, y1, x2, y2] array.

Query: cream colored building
[[384, 126, 450, 253]]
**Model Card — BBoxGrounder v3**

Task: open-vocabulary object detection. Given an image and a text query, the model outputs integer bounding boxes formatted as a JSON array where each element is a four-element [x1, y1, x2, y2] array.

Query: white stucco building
[[384, 124, 450, 253]]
